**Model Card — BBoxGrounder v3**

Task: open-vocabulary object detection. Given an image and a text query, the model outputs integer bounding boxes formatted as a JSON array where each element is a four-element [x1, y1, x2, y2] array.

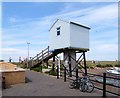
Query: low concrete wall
[[2, 71, 25, 86]]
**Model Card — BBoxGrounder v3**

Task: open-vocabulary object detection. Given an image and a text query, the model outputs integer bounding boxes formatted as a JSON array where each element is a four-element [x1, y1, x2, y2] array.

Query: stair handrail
[[31, 46, 50, 61]]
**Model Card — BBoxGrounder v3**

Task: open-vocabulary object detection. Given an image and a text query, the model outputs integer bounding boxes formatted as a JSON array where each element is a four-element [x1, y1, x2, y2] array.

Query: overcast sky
[[1, 2, 118, 62]]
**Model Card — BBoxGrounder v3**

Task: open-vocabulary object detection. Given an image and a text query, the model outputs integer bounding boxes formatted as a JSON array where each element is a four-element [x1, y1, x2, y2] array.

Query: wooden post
[[52, 56, 55, 71], [76, 65, 78, 81], [83, 51, 87, 75], [64, 66, 66, 82], [57, 65, 59, 79], [103, 73, 106, 98], [68, 55, 72, 77]]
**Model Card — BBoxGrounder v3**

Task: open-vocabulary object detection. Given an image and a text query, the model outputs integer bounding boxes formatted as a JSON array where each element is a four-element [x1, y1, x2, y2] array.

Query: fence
[[86, 72, 120, 97], [56, 66, 120, 97]]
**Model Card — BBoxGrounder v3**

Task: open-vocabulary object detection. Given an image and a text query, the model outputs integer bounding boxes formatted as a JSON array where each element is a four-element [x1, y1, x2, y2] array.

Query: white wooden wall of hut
[[49, 19, 90, 51]]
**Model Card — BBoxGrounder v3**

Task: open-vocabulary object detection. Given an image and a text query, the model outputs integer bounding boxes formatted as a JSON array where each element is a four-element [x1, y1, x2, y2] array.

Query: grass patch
[[31, 66, 42, 72], [42, 65, 48, 69], [49, 70, 57, 76], [86, 61, 118, 68], [11, 62, 27, 68], [45, 69, 57, 76], [114, 64, 120, 67]]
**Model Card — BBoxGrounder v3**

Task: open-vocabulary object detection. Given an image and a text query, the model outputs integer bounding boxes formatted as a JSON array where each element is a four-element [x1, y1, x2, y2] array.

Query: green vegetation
[[49, 70, 57, 76], [86, 61, 119, 68], [42, 65, 48, 69], [114, 64, 120, 67], [11, 61, 119, 76], [30, 65, 57, 76], [45, 69, 57, 76], [31, 66, 42, 72], [11, 62, 27, 68], [60, 64, 64, 70]]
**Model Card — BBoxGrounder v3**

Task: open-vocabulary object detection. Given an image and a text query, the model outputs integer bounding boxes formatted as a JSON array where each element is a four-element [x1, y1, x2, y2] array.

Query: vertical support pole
[[52, 55, 55, 71], [68, 55, 72, 77], [64, 66, 66, 82], [46, 61, 49, 68], [58, 57, 60, 77], [76, 65, 78, 81], [83, 51, 87, 75], [27, 42, 30, 69], [29, 60, 31, 68], [31, 59, 33, 67], [57, 65, 59, 79], [103, 73, 106, 98]]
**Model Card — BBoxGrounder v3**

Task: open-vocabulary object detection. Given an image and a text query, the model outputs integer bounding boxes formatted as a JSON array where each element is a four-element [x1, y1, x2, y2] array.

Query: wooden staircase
[[29, 46, 63, 68], [29, 46, 53, 67]]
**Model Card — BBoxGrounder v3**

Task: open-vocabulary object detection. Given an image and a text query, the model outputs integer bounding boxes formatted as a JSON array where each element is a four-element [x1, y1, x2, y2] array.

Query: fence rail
[[56, 66, 120, 97]]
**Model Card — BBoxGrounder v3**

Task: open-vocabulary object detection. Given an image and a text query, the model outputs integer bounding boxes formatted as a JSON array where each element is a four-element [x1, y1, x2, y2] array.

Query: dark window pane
[[57, 27, 60, 30], [57, 31, 60, 36]]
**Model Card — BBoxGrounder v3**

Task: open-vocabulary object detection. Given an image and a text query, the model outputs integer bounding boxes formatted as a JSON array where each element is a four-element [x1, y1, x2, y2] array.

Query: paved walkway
[[3, 70, 103, 96]]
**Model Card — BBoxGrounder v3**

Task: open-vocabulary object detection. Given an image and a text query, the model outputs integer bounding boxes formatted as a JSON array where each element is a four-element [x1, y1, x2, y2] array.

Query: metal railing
[[56, 66, 120, 97], [90, 72, 120, 97]]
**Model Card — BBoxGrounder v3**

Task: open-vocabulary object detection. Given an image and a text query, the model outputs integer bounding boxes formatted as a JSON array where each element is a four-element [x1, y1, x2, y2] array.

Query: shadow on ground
[[25, 77, 32, 83]]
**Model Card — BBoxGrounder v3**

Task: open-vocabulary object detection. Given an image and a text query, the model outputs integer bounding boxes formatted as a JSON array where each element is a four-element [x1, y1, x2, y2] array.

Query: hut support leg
[[52, 56, 55, 71], [83, 51, 87, 75]]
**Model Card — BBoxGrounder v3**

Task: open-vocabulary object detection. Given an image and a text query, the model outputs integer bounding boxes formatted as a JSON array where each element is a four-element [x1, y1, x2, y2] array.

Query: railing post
[[103, 73, 106, 98], [42, 49, 44, 59], [64, 66, 66, 82], [41, 50, 44, 72], [57, 65, 59, 79], [37, 54, 39, 63], [48, 46, 49, 56]]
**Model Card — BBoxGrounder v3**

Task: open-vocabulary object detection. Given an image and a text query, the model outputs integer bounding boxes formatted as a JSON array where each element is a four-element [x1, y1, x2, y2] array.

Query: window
[[56, 27, 61, 36]]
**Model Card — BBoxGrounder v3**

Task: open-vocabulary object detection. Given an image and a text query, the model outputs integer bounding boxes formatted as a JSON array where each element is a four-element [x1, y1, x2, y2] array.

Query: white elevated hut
[[49, 19, 90, 51], [49, 19, 90, 76]]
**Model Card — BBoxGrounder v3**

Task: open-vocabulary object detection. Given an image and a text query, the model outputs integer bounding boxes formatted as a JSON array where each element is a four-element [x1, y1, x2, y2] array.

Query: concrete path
[[2, 70, 102, 96]]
